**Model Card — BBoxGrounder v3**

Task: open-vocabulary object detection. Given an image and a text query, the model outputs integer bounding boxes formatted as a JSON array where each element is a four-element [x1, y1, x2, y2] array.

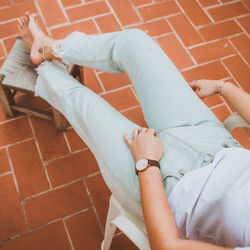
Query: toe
[[23, 15, 29, 25], [18, 18, 23, 29]]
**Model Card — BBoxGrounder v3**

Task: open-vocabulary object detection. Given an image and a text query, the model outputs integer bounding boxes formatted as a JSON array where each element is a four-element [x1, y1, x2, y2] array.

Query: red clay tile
[[230, 34, 250, 65], [208, 2, 248, 22], [51, 19, 98, 39], [0, 42, 5, 58], [211, 105, 231, 122], [0, 117, 33, 147], [243, 0, 250, 10], [30, 117, 69, 161], [85, 173, 111, 227], [0, 148, 11, 175], [65, 128, 87, 152], [8, 139, 50, 199], [237, 15, 250, 36], [0, 20, 19, 39], [177, 0, 211, 26], [111, 234, 138, 250], [83, 67, 103, 94], [0, 0, 10, 7], [189, 39, 235, 64], [182, 61, 229, 82], [109, 0, 140, 26], [157, 34, 194, 70], [99, 72, 131, 91], [95, 14, 122, 33], [3, 37, 17, 53], [231, 127, 250, 149], [131, 19, 172, 37], [0, 174, 26, 241], [199, 0, 219, 7], [65, 209, 103, 250], [223, 55, 250, 92], [61, 0, 81, 7], [168, 14, 203, 47], [138, 1, 180, 21], [24, 182, 91, 228], [1, 221, 71, 250], [203, 94, 223, 108], [131, 0, 151, 6], [0, 1, 37, 22], [47, 149, 99, 187], [37, 0, 66, 27], [66, 1, 110, 22], [199, 20, 242, 41], [122, 106, 147, 127], [102, 87, 139, 111]]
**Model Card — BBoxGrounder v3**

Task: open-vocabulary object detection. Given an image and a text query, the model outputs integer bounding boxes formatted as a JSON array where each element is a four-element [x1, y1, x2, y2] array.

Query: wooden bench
[[0, 37, 83, 132]]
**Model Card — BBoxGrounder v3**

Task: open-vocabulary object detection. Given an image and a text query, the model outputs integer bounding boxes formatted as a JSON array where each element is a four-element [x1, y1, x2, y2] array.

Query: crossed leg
[[21, 13, 227, 215]]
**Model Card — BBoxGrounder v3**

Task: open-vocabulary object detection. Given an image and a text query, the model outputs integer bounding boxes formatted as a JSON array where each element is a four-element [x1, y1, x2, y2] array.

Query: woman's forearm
[[220, 81, 250, 124], [138, 167, 234, 250], [138, 167, 179, 249]]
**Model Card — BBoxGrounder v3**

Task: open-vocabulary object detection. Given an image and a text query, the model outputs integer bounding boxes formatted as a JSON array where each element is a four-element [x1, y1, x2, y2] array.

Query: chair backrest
[[223, 112, 250, 132]]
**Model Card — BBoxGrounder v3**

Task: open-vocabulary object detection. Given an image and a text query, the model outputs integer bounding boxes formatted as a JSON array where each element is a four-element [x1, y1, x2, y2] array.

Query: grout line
[[227, 37, 250, 68], [27, 115, 53, 189], [165, 19, 198, 65], [62, 220, 75, 250], [57, 0, 70, 24], [22, 170, 100, 202], [195, 0, 215, 23], [0, 137, 34, 151], [205, 0, 241, 9], [33, 1, 52, 37], [173, 0, 206, 42], [44, 147, 89, 165], [234, 17, 250, 39], [0, 171, 12, 178], [83, 179, 104, 234], [104, 0, 125, 30], [99, 84, 133, 96], [128, 0, 144, 22], [0, 114, 27, 126], [220, 60, 242, 88], [94, 70, 106, 92], [5, 147, 30, 230], [92, 18, 102, 34], [0, 40, 7, 57], [63, 131, 72, 153]]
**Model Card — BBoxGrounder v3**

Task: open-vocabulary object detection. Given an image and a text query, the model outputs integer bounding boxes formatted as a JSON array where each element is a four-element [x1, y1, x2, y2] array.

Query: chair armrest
[[223, 113, 250, 132]]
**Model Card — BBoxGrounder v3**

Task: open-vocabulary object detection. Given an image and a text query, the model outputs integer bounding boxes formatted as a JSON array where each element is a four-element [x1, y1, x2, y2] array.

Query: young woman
[[18, 12, 250, 250]]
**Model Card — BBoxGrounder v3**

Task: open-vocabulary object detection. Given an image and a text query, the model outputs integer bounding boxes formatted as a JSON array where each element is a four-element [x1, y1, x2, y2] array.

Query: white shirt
[[168, 147, 250, 249]]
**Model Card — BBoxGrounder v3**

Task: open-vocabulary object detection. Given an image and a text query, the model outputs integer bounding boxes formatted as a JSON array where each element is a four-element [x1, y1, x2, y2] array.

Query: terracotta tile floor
[[0, 0, 249, 249]]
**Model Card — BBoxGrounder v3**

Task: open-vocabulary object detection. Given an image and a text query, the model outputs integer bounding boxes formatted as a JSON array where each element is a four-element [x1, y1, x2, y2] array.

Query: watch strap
[[136, 159, 160, 175]]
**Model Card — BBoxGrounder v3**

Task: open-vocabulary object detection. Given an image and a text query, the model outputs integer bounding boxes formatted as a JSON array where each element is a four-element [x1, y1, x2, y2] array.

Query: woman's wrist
[[217, 80, 230, 96]]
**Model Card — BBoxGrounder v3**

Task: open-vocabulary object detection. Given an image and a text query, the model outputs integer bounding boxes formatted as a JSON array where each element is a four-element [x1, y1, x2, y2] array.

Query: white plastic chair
[[101, 113, 250, 250]]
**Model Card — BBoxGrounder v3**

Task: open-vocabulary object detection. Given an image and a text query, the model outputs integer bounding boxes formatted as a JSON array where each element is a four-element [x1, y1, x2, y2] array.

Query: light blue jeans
[[35, 30, 239, 217]]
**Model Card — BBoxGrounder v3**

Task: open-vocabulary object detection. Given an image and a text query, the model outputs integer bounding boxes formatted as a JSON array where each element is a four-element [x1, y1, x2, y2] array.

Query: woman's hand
[[190, 79, 224, 98], [124, 127, 163, 162]]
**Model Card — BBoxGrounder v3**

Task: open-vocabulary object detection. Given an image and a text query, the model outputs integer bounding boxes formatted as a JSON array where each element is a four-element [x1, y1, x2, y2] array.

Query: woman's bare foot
[[27, 13, 56, 65], [18, 14, 33, 50]]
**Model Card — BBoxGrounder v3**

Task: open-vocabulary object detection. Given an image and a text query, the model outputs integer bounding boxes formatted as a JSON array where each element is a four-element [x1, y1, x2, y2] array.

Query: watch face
[[136, 159, 148, 171]]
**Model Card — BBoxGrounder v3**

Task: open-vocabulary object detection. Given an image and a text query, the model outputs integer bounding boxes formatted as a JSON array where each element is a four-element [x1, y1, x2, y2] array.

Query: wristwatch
[[135, 158, 160, 175]]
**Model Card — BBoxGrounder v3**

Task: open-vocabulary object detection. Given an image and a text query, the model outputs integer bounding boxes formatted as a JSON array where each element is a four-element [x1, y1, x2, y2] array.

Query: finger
[[147, 128, 156, 136], [23, 15, 29, 25], [190, 80, 201, 89], [18, 23, 21, 31], [21, 17, 25, 27], [132, 128, 140, 138], [18, 19, 23, 29], [124, 133, 132, 147]]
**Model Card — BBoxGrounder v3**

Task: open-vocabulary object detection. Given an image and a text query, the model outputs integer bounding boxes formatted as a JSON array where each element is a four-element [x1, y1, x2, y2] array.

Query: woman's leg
[[35, 61, 143, 215], [48, 30, 222, 132]]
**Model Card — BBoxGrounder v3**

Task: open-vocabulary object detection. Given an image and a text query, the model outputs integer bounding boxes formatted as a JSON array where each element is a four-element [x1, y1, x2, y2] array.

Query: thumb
[[190, 80, 201, 90], [123, 133, 132, 147]]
